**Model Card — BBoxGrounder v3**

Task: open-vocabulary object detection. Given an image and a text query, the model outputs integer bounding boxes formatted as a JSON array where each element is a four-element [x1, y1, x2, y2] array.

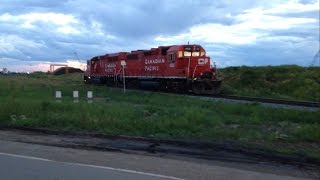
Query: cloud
[[0, 0, 319, 71], [0, 11, 119, 63], [263, 0, 319, 14], [155, 0, 319, 67], [0, 57, 85, 72], [0, 34, 46, 60], [0, 12, 81, 35], [155, 23, 262, 45], [0, 12, 78, 25], [155, 0, 318, 45]]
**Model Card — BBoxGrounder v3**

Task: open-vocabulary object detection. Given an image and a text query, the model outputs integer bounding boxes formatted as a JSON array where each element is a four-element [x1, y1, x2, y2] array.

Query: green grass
[[220, 65, 320, 101], [0, 72, 319, 160]]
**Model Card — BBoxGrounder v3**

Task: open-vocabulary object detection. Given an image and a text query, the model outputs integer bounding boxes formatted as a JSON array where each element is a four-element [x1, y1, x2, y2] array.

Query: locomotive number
[[105, 63, 116, 73]]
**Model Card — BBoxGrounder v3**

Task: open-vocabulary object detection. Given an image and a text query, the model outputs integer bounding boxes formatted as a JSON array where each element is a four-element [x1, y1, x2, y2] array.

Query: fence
[[55, 91, 93, 103]]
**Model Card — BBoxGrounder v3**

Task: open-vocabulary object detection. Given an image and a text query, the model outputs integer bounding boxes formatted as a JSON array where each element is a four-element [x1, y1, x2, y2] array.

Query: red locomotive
[[84, 44, 221, 94]]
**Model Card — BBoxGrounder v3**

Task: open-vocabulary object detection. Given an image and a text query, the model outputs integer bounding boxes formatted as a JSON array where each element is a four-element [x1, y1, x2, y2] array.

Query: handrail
[[192, 65, 199, 80]]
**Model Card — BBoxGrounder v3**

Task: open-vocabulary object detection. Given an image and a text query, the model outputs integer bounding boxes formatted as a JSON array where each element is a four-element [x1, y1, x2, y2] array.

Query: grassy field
[[220, 65, 320, 101], [0, 72, 319, 160]]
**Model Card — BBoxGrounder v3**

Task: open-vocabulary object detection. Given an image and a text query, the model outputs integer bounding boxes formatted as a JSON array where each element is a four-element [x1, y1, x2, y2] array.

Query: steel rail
[[101, 87, 320, 108], [211, 95, 320, 108]]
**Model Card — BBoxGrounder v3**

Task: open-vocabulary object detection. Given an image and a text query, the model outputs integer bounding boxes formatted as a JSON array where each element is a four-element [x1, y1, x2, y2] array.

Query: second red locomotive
[[84, 44, 221, 94]]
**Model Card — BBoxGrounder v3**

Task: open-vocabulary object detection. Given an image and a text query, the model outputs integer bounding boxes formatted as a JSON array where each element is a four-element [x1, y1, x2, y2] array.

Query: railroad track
[[108, 87, 320, 108], [211, 95, 320, 108]]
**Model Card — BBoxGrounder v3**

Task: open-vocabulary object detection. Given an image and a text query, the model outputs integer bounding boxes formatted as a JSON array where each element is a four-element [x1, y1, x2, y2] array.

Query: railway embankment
[[220, 65, 320, 102]]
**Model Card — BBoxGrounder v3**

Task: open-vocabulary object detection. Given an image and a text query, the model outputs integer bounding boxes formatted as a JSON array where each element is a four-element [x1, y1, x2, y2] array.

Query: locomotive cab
[[167, 45, 221, 94], [167, 45, 215, 79], [84, 56, 103, 84]]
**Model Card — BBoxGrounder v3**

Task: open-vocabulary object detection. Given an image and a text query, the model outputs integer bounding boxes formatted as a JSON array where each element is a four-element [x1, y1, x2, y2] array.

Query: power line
[[74, 52, 80, 62], [310, 49, 320, 66], [74, 51, 85, 71]]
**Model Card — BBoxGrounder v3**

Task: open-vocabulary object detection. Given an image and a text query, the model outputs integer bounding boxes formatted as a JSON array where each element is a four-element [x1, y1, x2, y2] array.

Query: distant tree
[[2, 68, 8, 74]]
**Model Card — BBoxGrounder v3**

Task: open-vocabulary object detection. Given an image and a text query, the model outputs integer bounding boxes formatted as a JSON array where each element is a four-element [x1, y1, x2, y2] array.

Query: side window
[[169, 53, 175, 63], [178, 51, 183, 58]]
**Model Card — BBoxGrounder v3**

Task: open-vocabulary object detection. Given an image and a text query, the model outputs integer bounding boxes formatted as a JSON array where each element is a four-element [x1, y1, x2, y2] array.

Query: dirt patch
[[0, 126, 319, 172]]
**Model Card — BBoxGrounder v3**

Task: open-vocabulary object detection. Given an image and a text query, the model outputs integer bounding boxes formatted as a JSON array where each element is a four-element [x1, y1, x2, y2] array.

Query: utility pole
[[310, 50, 320, 66], [74, 51, 85, 71], [121, 60, 126, 93], [74, 52, 80, 61]]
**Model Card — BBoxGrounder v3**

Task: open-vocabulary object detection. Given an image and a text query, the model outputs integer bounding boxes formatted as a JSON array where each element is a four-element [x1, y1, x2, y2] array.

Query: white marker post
[[73, 91, 79, 103], [121, 60, 126, 93], [55, 91, 62, 102], [87, 91, 93, 103]]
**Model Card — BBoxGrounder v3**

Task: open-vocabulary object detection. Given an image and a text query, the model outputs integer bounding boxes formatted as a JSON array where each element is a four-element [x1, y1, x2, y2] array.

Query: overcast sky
[[0, 0, 319, 72]]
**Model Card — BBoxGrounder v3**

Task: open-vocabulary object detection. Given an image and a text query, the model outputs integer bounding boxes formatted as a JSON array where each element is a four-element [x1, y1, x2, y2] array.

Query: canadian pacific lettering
[[145, 66, 159, 71], [145, 58, 165, 64], [144, 58, 164, 71]]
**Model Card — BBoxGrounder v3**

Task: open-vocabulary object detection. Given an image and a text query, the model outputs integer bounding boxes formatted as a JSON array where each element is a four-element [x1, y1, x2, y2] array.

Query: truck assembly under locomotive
[[84, 44, 221, 94]]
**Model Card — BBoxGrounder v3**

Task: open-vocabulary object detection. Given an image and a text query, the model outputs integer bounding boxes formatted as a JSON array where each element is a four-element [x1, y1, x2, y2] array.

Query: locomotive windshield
[[183, 46, 200, 57], [184, 51, 192, 57], [192, 52, 200, 56]]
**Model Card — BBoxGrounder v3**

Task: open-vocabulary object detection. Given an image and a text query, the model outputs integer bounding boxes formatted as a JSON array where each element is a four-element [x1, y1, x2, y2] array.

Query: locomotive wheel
[[192, 83, 203, 94], [159, 80, 168, 91]]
